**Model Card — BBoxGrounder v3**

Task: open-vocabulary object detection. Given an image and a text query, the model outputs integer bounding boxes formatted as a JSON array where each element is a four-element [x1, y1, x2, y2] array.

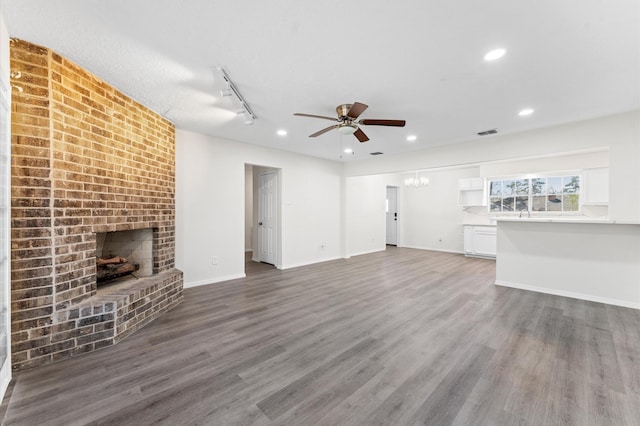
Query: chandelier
[[404, 171, 429, 188]]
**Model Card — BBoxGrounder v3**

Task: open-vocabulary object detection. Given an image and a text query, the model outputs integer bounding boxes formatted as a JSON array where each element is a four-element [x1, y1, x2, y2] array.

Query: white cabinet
[[582, 168, 609, 205], [463, 225, 496, 258], [457, 177, 486, 207]]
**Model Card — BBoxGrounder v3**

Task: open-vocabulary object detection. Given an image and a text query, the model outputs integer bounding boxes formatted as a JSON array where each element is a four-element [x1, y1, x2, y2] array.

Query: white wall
[[346, 174, 402, 256], [402, 167, 476, 253], [345, 111, 640, 221], [0, 7, 12, 401], [176, 129, 343, 287]]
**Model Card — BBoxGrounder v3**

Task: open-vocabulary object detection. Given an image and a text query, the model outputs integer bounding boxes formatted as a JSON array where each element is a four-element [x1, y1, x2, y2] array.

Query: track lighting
[[216, 66, 256, 125]]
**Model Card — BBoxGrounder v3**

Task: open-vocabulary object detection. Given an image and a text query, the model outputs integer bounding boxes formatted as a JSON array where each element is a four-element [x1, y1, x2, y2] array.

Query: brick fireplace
[[10, 39, 183, 370]]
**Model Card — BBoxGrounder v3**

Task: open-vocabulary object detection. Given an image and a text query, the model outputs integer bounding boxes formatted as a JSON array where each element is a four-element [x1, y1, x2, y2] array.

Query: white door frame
[[386, 186, 399, 246]]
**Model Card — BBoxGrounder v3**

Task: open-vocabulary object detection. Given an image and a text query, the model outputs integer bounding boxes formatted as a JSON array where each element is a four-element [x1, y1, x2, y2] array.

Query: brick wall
[[10, 39, 183, 370]]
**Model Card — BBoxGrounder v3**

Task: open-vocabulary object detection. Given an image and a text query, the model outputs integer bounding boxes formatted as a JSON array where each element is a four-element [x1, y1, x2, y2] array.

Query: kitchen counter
[[495, 219, 640, 309], [494, 217, 640, 225]]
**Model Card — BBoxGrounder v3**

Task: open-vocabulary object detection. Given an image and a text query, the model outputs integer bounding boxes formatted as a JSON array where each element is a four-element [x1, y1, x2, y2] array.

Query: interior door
[[386, 186, 398, 245], [257, 171, 278, 265]]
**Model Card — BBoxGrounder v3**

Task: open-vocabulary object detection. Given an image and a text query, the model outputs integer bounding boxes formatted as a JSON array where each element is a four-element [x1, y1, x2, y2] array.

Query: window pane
[[532, 195, 546, 211], [515, 179, 529, 195], [547, 177, 562, 194], [515, 196, 528, 211], [563, 176, 580, 194], [489, 181, 502, 196], [547, 195, 562, 211], [531, 178, 546, 195], [503, 197, 514, 211], [503, 180, 515, 197], [490, 197, 502, 211], [563, 194, 579, 211]]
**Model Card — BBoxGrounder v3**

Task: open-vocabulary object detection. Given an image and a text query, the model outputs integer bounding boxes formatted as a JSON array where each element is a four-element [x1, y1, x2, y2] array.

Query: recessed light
[[276, 129, 287, 136], [344, 148, 353, 154], [518, 108, 534, 117], [406, 135, 417, 142], [484, 48, 506, 61]]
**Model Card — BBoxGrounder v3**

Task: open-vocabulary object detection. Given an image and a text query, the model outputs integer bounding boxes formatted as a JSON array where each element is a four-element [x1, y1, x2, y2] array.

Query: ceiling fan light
[[338, 124, 357, 135]]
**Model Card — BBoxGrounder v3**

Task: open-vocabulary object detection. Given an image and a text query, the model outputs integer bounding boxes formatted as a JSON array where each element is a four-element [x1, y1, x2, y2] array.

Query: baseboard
[[494, 280, 640, 310], [184, 273, 247, 288], [280, 256, 342, 270], [348, 248, 386, 258], [400, 245, 464, 255]]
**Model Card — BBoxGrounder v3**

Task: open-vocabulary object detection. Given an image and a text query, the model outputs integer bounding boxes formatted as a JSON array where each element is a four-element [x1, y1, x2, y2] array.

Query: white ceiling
[[3, 0, 639, 162]]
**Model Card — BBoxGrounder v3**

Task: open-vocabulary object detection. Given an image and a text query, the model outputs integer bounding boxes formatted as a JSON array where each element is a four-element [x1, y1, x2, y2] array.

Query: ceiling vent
[[477, 129, 498, 136], [369, 152, 384, 156]]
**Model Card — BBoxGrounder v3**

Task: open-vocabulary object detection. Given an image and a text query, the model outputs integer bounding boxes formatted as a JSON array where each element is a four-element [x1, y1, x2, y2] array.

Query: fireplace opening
[[95, 229, 154, 288]]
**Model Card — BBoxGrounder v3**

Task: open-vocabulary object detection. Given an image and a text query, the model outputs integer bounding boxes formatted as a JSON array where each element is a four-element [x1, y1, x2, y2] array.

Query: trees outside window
[[489, 175, 580, 213]]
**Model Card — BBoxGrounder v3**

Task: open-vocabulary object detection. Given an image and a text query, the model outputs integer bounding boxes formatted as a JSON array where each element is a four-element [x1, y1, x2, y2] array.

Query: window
[[489, 174, 580, 213]]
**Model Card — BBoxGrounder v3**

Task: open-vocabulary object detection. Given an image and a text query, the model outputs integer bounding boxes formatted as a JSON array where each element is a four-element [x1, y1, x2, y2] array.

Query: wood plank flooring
[[2, 247, 640, 425], [245, 251, 276, 276]]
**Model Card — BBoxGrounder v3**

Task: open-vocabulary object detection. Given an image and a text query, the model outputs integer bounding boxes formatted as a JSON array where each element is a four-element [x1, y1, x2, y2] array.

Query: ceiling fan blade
[[346, 102, 368, 119], [353, 127, 369, 143], [309, 125, 339, 137], [294, 113, 339, 122], [359, 119, 406, 127]]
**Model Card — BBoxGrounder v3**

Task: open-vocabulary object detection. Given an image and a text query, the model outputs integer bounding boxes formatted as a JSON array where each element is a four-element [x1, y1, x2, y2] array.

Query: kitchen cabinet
[[457, 177, 486, 207], [582, 168, 609, 205], [463, 225, 496, 258]]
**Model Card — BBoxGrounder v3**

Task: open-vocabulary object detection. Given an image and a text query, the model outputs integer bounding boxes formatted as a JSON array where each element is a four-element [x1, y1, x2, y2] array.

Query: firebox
[[96, 229, 153, 285]]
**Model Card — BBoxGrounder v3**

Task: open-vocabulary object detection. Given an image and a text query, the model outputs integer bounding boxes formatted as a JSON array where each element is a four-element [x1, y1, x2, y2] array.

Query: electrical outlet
[[211, 256, 218, 265], [320, 242, 325, 249]]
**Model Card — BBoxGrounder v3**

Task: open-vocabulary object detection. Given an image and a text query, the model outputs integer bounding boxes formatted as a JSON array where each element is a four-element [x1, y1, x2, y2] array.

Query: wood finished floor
[[2, 247, 640, 425], [245, 251, 276, 276]]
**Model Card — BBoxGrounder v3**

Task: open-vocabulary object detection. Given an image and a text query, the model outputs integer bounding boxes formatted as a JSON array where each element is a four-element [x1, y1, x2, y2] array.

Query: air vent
[[369, 152, 384, 156], [477, 129, 498, 136]]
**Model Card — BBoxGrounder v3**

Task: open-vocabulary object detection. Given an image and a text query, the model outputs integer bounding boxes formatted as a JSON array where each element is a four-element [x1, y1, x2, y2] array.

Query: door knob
[[258, 222, 263, 226]]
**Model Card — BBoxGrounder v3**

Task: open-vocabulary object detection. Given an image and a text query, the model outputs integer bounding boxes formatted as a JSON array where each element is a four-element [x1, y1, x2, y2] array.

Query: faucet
[[519, 209, 530, 218]]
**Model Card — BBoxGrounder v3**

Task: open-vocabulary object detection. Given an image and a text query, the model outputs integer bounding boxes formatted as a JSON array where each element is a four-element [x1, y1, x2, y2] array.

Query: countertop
[[494, 217, 640, 225]]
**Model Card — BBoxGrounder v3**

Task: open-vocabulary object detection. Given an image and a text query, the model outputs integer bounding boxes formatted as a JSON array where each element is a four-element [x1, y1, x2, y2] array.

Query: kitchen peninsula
[[495, 217, 640, 309]]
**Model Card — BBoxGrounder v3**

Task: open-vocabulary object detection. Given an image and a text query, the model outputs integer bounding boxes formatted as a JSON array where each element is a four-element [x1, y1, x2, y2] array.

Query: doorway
[[244, 164, 279, 275], [386, 186, 398, 246]]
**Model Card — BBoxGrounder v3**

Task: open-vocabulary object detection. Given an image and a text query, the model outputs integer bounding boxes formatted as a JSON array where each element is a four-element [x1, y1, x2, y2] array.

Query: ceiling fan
[[294, 102, 406, 142]]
